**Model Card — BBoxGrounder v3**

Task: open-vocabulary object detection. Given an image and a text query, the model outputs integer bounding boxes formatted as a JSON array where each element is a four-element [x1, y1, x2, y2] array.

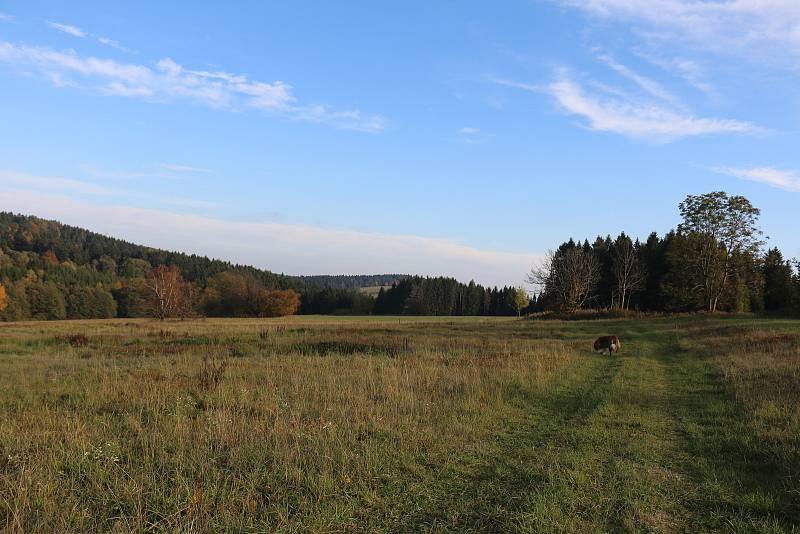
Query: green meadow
[[1, 315, 798, 532]]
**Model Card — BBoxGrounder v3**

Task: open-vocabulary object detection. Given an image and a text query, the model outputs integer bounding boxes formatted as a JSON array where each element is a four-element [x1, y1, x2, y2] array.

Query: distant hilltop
[[0, 211, 405, 291]]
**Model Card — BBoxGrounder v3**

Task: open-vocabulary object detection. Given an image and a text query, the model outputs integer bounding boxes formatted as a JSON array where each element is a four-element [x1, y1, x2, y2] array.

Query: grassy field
[[0, 315, 798, 532]]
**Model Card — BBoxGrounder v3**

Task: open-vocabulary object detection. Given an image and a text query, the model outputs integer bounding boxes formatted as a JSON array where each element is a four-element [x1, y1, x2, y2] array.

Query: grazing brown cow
[[594, 335, 621, 355]]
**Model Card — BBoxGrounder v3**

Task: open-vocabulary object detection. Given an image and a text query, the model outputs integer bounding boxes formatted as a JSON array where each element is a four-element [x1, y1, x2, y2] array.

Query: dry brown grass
[[714, 329, 800, 467], [0, 316, 575, 532]]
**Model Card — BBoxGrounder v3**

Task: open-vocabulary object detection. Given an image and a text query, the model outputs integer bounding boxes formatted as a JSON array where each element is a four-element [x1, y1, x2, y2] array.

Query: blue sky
[[1, 1, 799, 286]]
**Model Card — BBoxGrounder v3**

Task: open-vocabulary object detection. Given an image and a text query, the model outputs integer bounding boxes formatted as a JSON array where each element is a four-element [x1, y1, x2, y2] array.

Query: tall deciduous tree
[[145, 264, 188, 320], [528, 245, 600, 312], [0, 284, 7, 312], [612, 234, 646, 310], [677, 191, 763, 312]]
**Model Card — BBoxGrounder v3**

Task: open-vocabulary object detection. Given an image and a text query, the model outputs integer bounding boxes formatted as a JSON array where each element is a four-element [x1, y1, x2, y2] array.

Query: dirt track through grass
[[365, 335, 694, 532]]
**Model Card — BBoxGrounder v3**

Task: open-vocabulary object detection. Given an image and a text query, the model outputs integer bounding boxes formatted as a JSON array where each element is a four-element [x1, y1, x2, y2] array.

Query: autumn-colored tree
[[260, 289, 301, 317], [202, 271, 248, 316], [202, 271, 280, 317], [145, 264, 189, 320], [510, 286, 528, 317], [41, 250, 58, 266], [0, 283, 7, 312]]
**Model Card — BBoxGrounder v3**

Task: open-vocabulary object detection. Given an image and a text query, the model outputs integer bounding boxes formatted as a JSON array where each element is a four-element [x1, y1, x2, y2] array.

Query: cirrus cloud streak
[[496, 71, 760, 142], [561, 0, 800, 67], [0, 41, 386, 132], [711, 166, 800, 192]]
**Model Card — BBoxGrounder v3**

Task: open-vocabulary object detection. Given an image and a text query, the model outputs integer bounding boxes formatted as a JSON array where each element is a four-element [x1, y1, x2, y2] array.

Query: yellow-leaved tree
[[511, 286, 528, 317], [0, 283, 7, 312]]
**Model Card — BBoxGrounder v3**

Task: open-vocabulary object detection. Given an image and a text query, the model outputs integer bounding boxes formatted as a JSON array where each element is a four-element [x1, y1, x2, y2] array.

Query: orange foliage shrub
[[42, 250, 59, 266], [260, 289, 300, 317]]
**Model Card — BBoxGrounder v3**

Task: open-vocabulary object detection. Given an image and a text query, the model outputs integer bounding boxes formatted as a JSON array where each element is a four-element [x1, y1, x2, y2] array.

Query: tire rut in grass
[[372, 355, 620, 533], [510, 345, 695, 533], [663, 341, 800, 531]]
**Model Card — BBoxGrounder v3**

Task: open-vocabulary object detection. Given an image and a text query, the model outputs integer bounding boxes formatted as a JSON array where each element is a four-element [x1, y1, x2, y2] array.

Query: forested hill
[[0, 212, 402, 290], [0, 211, 301, 288], [0, 212, 422, 320]]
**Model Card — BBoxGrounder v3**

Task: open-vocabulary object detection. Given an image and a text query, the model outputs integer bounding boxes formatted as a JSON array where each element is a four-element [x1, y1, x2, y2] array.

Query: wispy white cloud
[[459, 127, 480, 135], [595, 53, 680, 105], [711, 165, 800, 192], [1, 190, 541, 287], [0, 12, 15, 22], [46, 20, 136, 53], [633, 51, 715, 97], [47, 21, 87, 38], [96, 36, 135, 54], [561, 0, 800, 67], [160, 163, 212, 174], [492, 78, 542, 93], [0, 42, 385, 132], [497, 69, 759, 142], [548, 75, 757, 141]]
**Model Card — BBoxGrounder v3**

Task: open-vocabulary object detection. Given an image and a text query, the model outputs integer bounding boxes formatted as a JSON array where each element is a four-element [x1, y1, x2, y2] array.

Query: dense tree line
[[296, 274, 408, 289], [533, 192, 800, 314], [373, 277, 528, 316], [2, 195, 797, 321], [300, 287, 376, 315]]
